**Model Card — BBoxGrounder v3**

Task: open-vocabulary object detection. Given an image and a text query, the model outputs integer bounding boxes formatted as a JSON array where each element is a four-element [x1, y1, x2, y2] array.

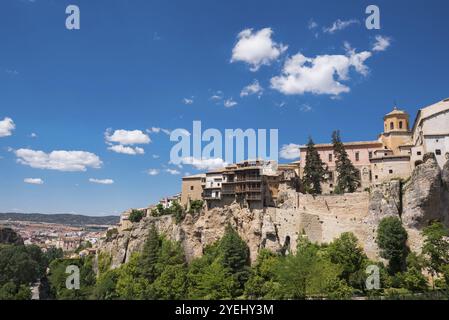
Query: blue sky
[[1, 0, 448, 215]]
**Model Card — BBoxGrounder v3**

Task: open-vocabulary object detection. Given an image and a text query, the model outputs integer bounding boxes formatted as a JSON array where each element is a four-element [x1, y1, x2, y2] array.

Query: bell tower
[[383, 107, 409, 133], [380, 106, 412, 155]]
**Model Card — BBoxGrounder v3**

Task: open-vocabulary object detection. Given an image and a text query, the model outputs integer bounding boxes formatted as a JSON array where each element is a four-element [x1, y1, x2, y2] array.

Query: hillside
[[0, 212, 120, 226]]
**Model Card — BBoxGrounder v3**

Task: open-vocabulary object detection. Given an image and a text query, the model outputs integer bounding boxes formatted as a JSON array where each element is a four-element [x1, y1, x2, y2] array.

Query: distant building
[[181, 174, 206, 208], [159, 193, 181, 209]]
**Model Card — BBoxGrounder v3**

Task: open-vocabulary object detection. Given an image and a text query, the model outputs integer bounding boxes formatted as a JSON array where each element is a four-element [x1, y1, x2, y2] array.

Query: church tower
[[380, 107, 413, 155]]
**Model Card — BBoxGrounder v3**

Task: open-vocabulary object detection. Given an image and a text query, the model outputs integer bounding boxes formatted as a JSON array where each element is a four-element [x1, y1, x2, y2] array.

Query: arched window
[[390, 122, 394, 130], [399, 121, 403, 129]]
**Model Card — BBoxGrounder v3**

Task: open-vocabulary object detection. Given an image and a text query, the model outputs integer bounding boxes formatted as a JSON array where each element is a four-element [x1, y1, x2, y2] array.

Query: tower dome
[[383, 106, 409, 133]]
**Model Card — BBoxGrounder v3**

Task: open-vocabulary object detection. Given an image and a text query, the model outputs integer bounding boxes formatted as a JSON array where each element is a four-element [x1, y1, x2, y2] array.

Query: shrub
[[129, 209, 145, 223]]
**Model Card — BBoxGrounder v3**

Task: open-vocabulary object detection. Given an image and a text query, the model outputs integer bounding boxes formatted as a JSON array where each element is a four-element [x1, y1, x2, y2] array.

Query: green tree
[[302, 137, 328, 194], [139, 225, 161, 282], [327, 232, 368, 283], [47, 257, 96, 300], [129, 209, 145, 223], [244, 249, 282, 299], [332, 131, 360, 193], [115, 254, 150, 300], [422, 221, 449, 285], [376, 217, 409, 274], [92, 269, 119, 300], [218, 224, 251, 295], [276, 237, 347, 299]]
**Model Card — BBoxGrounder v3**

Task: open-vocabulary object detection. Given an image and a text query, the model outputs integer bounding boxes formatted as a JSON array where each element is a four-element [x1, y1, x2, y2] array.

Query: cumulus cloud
[[24, 178, 44, 185], [0, 117, 15, 137], [183, 98, 194, 105], [270, 47, 372, 96], [372, 35, 391, 52], [323, 19, 359, 34], [231, 28, 287, 71], [224, 98, 238, 108], [240, 80, 263, 97], [179, 157, 227, 170], [279, 144, 301, 160], [105, 129, 150, 145], [147, 169, 160, 176], [108, 145, 145, 155], [15, 149, 102, 172], [166, 168, 181, 175], [89, 178, 114, 185]]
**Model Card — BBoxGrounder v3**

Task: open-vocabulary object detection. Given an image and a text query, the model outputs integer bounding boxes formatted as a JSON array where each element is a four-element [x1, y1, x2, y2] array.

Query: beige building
[[411, 98, 449, 169], [299, 141, 382, 193], [181, 174, 206, 207]]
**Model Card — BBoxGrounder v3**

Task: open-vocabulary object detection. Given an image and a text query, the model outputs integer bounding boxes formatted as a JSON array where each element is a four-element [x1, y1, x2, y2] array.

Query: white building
[[411, 98, 449, 169]]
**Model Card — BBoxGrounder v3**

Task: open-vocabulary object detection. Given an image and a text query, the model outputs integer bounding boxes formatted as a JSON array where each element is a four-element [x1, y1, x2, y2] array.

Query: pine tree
[[139, 224, 161, 282], [332, 131, 360, 193], [302, 137, 328, 194]]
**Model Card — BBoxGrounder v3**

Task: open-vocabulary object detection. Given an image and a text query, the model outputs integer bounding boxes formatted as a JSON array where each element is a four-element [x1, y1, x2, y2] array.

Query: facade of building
[[202, 169, 225, 208], [411, 98, 449, 169], [299, 141, 382, 193], [159, 193, 181, 209], [180, 174, 206, 207]]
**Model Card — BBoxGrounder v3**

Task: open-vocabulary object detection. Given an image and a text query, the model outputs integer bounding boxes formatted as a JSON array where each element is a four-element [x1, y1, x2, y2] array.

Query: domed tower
[[379, 107, 413, 155], [383, 107, 409, 133]]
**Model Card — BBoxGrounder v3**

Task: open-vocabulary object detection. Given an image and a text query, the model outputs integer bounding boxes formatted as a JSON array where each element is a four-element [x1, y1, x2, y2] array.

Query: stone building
[[411, 98, 449, 169], [180, 174, 206, 208], [299, 141, 382, 193]]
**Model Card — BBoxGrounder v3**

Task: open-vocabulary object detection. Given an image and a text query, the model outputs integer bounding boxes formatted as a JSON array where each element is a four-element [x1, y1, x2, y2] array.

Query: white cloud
[[270, 48, 372, 96], [231, 27, 287, 71], [152, 154, 160, 159], [372, 35, 391, 52], [147, 169, 160, 176], [24, 178, 44, 185], [30, 133, 37, 138], [308, 19, 318, 30], [166, 168, 181, 175], [224, 98, 238, 108], [0, 117, 15, 137], [279, 144, 301, 160], [183, 98, 194, 105], [89, 178, 114, 185], [15, 149, 102, 172], [108, 145, 145, 155], [240, 80, 263, 97], [300, 104, 312, 112], [210, 91, 223, 101], [179, 157, 227, 170], [148, 127, 171, 135], [323, 19, 359, 34], [105, 129, 150, 145]]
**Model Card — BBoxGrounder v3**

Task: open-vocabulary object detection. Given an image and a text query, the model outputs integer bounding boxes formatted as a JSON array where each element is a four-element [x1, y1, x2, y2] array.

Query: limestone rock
[[402, 153, 445, 229]]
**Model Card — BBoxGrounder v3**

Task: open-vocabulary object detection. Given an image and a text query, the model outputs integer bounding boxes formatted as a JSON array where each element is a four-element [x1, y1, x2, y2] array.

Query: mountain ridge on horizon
[[0, 212, 120, 227]]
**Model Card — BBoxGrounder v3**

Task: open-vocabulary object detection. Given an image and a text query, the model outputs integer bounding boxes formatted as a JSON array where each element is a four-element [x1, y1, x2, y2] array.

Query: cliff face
[[97, 156, 449, 269]]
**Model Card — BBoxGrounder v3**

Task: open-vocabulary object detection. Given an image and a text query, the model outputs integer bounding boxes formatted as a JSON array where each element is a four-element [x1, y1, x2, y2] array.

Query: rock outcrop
[[97, 157, 449, 269], [402, 153, 449, 229]]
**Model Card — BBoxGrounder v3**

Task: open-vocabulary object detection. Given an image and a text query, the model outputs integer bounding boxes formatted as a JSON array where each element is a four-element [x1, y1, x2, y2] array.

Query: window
[[328, 172, 334, 181], [389, 170, 393, 174], [399, 121, 403, 129], [329, 184, 333, 188], [417, 151, 422, 156], [375, 175, 378, 180], [436, 149, 442, 156], [390, 122, 394, 130], [329, 153, 333, 162], [355, 152, 360, 162], [369, 151, 373, 159], [190, 186, 194, 191]]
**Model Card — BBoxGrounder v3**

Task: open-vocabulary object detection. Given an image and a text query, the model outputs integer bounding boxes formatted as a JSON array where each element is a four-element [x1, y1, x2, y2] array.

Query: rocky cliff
[[97, 155, 449, 269]]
